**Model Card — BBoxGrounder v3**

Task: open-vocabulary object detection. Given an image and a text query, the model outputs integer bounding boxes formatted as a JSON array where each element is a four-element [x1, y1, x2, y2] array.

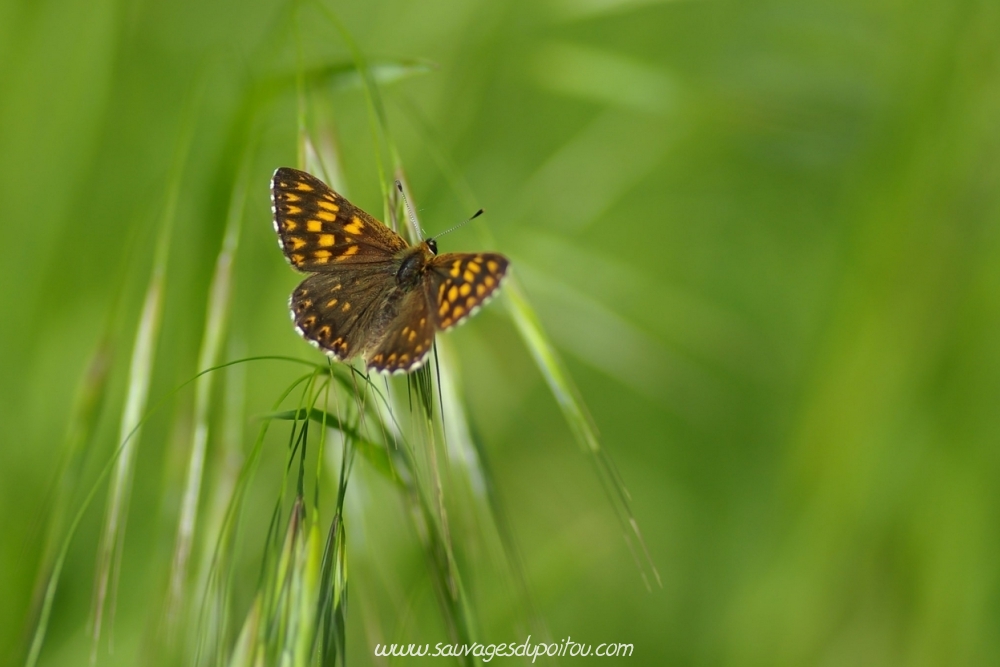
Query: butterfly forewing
[[425, 252, 510, 330], [271, 167, 407, 272]]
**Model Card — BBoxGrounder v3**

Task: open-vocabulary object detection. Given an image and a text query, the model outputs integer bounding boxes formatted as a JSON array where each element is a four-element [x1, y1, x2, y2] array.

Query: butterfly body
[[271, 167, 509, 374]]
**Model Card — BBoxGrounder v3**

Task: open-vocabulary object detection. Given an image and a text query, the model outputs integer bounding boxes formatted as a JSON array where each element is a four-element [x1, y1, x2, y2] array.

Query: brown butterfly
[[271, 167, 510, 374]]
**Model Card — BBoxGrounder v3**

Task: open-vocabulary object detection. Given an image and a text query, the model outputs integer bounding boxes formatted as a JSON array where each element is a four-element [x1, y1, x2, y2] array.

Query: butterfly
[[271, 167, 510, 374]]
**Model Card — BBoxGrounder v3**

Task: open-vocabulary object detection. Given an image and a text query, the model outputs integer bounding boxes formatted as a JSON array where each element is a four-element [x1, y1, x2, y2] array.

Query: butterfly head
[[425, 238, 438, 255]]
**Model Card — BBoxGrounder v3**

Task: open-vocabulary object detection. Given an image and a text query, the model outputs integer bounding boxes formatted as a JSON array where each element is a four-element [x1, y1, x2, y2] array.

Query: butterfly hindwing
[[271, 167, 407, 272], [364, 289, 436, 374], [425, 252, 510, 330], [291, 271, 391, 359]]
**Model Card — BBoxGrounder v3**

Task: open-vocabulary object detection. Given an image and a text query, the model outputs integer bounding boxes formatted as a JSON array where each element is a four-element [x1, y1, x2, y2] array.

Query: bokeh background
[[3, 0, 1000, 664]]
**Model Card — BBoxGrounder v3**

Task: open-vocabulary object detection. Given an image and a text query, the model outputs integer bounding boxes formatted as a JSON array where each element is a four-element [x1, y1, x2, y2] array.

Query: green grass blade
[[167, 142, 254, 628], [504, 278, 660, 587], [26, 356, 321, 667], [226, 596, 262, 667], [89, 252, 165, 656], [313, 1, 399, 205], [27, 336, 113, 614], [89, 79, 201, 657]]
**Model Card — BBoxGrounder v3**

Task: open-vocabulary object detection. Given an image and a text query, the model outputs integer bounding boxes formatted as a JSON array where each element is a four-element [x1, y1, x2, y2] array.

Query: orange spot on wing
[[296, 182, 313, 192], [319, 234, 335, 247], [289, 237, 306, 250], [453, 306, 465, 319], [326, 298, 338, 308], [319, 200, 339, 212], [463, 270, 475, 282], [307, 220, 323, 232], [484, 276, 496, 288], [337, 245, 359, 260], [341, 302, 351, 312], [487, 260, 499, 273], [448, 286, 458, 302], [450, 260, 462, 277], [343, 217, 365, 235], [317, 210, 337, 222]]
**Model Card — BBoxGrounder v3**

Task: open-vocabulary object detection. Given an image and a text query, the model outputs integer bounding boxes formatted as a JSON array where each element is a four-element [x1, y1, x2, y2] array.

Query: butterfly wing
[[425, 252, 510, 330], [291, 271, 394, 359], [271, 167, 407, 272], [364, 289, 436, 374]]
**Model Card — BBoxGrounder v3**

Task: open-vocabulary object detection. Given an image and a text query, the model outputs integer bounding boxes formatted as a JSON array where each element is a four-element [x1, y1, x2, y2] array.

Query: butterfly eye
[[427, 238, 438, 255]]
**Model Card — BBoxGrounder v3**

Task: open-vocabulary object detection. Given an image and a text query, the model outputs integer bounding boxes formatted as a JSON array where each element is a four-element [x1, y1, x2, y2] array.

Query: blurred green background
[[3, 0, 1000, 664]]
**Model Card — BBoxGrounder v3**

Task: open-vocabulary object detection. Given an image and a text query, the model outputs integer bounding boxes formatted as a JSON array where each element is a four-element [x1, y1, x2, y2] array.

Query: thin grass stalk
[[168, 144, 254, 629], [313, 0, 397, 205], [27, 337, 113, 614], [193, 339, 247, 662], [396, 101, 661, 588], [24, 214, 158, 651], [25, 357, 316, 667], [89, 82, 201, 656], [438, 342, 541, 634], [266, 498, 304, 664], [280, 398, 478, 658], [504, 280, 660, 587], [293, 516, 323, 665], [316, 414, 351, 666], [227, 596, 263, 667], [195, 365, 320, 667], [90, 256, 164, 657]]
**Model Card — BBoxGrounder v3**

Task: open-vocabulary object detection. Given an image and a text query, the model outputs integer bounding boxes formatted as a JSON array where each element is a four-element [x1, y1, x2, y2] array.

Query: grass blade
[[504, 278, 660, 588], [89, 254, 165, 657], [90, 81, 200, 658], [167, 143, 253, 628]]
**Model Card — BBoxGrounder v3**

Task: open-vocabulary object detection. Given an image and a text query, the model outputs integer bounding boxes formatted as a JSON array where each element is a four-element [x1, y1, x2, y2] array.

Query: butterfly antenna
[[434, 208, 484, 240], [395, 180, 424, 241]]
